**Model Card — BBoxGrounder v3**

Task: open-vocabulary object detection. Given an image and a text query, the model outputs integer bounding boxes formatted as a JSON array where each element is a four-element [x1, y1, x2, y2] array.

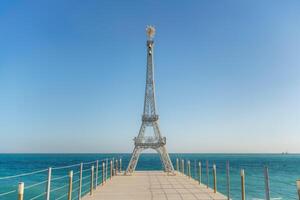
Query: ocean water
[[0, 154, 299, 200]]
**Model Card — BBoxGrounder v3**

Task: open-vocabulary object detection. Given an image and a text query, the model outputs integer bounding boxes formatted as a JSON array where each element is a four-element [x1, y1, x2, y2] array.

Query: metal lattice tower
[[126, 26, 174, 174]]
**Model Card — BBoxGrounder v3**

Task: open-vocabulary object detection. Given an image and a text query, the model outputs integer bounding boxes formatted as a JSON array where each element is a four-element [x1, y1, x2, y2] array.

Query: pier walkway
[[82, 171, 227, 200]]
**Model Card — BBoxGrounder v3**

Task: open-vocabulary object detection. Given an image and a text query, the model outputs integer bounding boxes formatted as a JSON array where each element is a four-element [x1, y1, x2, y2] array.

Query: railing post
[[18, 182, 24, 200], [176, 158, 179, 171], [187, 161, 191, 178], [68, 170, 73, 200], [95, 160, 99, 188], [213, 164, 217, 193], [115, 159, 118, 175], [241, 169, 245, 200], [102, 162, 105, 185], [194, 160, 196, 180], [206, 160, 209, 188], [110, 160, 113, 179], [181, 159, 184, 174], [46, 167, 51, 200], [264, 166, 270, 200], [112, 158, 115, 176], [226, 161, 230, 200], [78, 163, 83, 200], [119, 158, 122, 172], [186, 160, 188, 176], [296, 180, 300, 200], [90, 165, 94, 195], [106, 159, 108, 180], [198, 161, 202, 184]]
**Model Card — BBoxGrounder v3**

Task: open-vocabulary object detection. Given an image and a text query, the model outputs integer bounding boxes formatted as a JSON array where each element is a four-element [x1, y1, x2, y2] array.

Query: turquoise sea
[[0, 154, 299, 200]]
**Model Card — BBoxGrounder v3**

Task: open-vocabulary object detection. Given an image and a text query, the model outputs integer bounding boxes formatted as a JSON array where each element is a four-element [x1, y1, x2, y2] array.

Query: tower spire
[[126, 26, 174, 174]]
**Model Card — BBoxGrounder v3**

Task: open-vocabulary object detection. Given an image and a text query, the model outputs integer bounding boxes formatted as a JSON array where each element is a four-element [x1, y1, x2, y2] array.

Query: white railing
[[174, 157, 300, 200], [0, 157, 123, 200]]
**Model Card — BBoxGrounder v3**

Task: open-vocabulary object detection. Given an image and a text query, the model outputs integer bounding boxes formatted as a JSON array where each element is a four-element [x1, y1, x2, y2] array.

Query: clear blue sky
[[0, 0, 299, 153]]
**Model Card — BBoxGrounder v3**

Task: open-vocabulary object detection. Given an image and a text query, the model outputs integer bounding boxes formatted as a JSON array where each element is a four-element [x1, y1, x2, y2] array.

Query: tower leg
[[157, 146, 174, 173], [126, 147, 142, 174]]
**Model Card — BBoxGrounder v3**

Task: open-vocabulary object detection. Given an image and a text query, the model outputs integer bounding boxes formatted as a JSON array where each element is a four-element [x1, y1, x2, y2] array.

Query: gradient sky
[[0, 0, 299, 153]]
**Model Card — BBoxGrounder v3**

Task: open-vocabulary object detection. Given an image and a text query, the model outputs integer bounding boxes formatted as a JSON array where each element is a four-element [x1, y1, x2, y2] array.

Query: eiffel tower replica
[[126, 26, 174, 174]]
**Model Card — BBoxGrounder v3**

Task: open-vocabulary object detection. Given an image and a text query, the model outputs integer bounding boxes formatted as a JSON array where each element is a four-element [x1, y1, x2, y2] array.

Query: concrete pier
[[83, 171, 227, 200]]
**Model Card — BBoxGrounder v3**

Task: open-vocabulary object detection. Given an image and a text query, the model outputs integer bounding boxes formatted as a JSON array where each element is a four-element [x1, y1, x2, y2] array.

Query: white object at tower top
[[146, 25, 155, 39]]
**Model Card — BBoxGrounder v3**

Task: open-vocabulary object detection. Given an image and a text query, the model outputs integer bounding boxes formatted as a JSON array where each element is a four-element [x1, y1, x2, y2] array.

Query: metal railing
[[0, 157, 123, 200], [175, 157, 300, 200]]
